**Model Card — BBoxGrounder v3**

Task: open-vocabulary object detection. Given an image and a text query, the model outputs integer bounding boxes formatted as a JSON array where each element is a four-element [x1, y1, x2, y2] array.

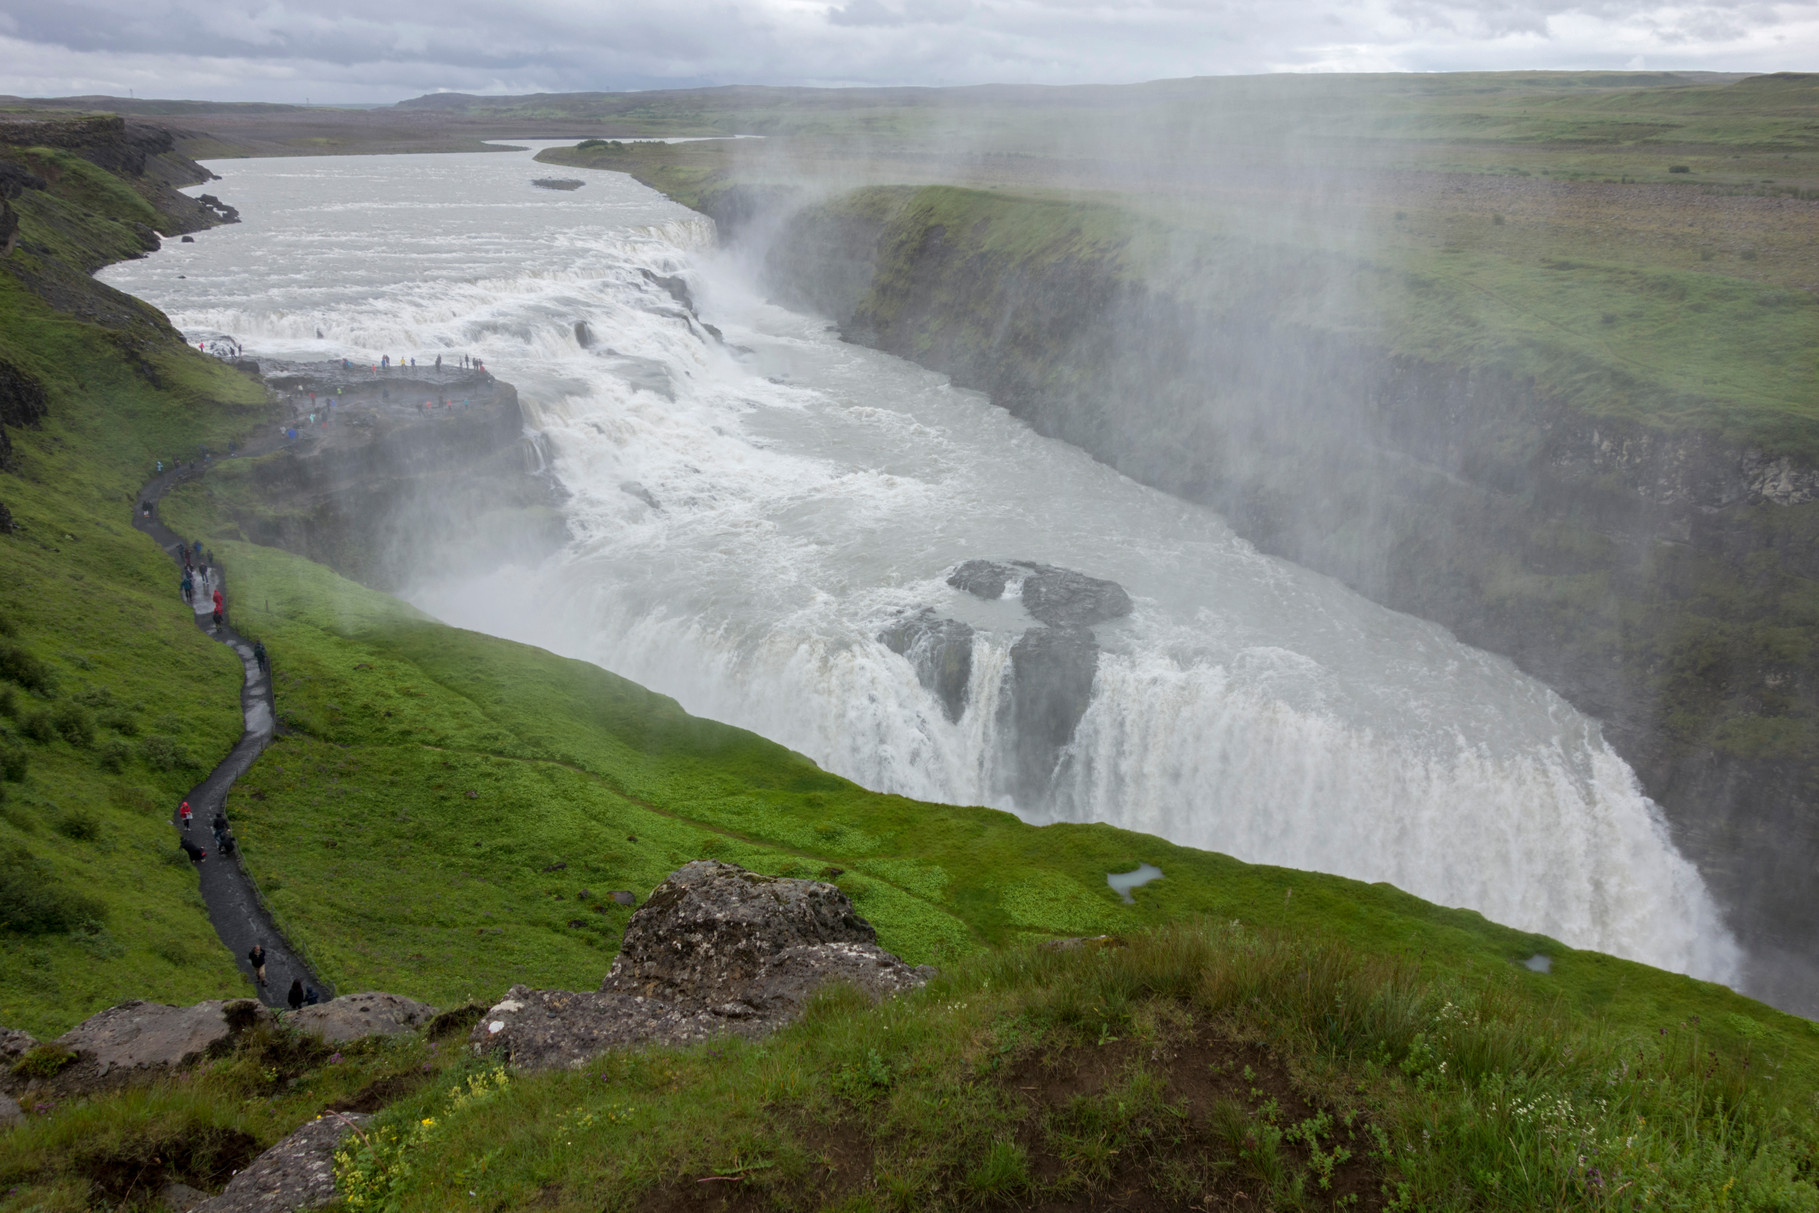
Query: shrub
[[99, 706, 139, 735], [53, 809, 101, 841], [142, 734, 193, 771], [10, 1043, 77, 1080], [1668, 164, 1691, 173], [0, 844, 106, 933], [0, 736, 25, 781], [20, 710, 55, 744], [0, 643, 55, 694], [98, 738, 132, 772], [0, 685, 14, 717], [51, 702, 95, 748]]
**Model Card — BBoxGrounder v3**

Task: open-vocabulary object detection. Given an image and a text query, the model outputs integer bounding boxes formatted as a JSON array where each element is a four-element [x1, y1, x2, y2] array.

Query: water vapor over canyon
[[102, 142, 1746, 999]]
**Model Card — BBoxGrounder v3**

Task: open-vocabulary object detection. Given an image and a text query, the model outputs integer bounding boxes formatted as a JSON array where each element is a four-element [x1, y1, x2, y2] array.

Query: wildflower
[[421, 1117, 436, 1127]]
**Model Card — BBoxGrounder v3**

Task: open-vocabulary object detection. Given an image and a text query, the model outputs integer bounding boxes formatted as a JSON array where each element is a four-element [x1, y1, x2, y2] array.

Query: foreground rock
[[0, 1026, 36, 1064], [474, 862, 933, 1069], [288, 993, 437, 1043], [191, 1113, 368, 1213], [57, 999, 267, 1078], [473, 987, 734, 1069]]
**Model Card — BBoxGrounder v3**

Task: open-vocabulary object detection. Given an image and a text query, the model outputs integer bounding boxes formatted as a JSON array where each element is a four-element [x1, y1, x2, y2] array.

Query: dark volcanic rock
[[1008, 626, 1100, 797], [880, 610, 975, 722], [57, 999, 269, 1078], [639, 267, 696, 313], [947, 559, 1010, 599], [474, 862, 932, 1070], [190, 1113, 367, 1213], [533, 177, 585, 190], [946, 559, 1133, 628], [574, 319, 594, 348], [1016, 562, 1133, 628]]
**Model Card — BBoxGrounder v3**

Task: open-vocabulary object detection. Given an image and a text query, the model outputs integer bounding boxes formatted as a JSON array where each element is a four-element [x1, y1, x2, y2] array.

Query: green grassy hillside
[[0, 128, 280, 1036]]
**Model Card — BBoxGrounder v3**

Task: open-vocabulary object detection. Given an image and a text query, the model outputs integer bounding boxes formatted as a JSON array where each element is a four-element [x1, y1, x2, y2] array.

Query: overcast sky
[[1, 0, 1814, 103]]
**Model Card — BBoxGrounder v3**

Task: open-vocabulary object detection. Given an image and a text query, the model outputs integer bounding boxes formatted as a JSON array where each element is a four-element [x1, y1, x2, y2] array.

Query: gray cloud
[[0, 0, 1814, 101]]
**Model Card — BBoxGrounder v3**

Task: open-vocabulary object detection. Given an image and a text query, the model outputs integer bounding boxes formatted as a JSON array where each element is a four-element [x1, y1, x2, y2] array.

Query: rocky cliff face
[[753, 188, 1819, 1013], [203, 361, 565, 591]]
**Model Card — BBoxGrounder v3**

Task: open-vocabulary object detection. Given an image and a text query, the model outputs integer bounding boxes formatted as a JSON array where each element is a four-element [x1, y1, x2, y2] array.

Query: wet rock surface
[[1009, 626, 1100, 796], [948, 558, 1011, 599], [473, 862, 932, 1069], [946, 559, 1132, 628], [880, 610, 975, 722], [288, 993, 438, 1043], [190, 1113, 368, 1213], [1016, 562, 1133, 628]]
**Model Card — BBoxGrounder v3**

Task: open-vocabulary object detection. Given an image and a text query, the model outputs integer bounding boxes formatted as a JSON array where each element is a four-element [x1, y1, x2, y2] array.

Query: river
[[100, 142, 1743, 985]]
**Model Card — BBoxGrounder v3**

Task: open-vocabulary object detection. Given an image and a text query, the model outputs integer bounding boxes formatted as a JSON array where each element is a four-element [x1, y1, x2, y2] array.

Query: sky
[[0, 0, 1814, 103]]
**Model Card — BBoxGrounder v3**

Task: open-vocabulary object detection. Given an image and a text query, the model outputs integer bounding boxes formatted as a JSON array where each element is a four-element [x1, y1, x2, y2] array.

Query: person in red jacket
[[179, 800, 192, 830]]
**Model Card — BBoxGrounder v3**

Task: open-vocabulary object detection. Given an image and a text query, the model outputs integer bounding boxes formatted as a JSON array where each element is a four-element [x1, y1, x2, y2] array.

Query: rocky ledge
[[472, 861, 933, 1069]]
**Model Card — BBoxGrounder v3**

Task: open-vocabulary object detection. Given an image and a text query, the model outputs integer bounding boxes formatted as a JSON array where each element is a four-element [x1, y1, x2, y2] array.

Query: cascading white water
[[101, 143, 1743, 985]]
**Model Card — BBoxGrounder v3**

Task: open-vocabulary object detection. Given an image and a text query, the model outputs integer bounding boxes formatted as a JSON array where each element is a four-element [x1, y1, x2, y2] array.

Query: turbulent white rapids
[[102, 144, 1743, 984]]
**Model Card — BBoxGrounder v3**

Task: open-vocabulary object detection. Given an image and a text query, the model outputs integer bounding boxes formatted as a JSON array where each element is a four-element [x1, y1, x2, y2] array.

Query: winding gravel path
[[132, 466, 325, 1007]]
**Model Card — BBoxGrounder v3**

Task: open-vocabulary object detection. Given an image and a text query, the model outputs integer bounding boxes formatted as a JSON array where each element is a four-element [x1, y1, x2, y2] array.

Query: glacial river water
[[101, 143, 1743, 984]]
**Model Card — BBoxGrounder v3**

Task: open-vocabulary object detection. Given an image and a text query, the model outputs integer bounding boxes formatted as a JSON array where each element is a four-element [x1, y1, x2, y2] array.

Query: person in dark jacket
[[180, 838, 205, 863], [304, 986, 321, 1005], [247, 943, 267, 986], [287, 978, 305, 1010]]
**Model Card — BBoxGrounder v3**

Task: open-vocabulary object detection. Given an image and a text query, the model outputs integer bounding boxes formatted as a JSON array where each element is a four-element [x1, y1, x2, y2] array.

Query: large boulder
[[880, 610, 975, 722], [191, 1113, 367, 1213], [1017, 563, 1133, 629], [603, 860, 881, 1008], [474, 863, 933, 1069], [287, 993, 437, 1043], [56, 999, 267, 1078]]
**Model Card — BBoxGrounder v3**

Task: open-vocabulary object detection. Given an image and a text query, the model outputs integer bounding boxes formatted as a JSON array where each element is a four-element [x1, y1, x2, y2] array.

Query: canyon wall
[[736, 184, 1819, 1008]]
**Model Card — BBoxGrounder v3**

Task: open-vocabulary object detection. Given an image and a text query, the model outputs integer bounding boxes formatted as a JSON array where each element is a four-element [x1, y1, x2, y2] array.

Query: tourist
[[179, 800, 193, 830], [180, 573, 193, 603], [253, 640, 268, 672], [287, 979, 305, 1011], [304, 986, 321, 1006], [180, 838, 205, 863], [247, 943, 267, 986]]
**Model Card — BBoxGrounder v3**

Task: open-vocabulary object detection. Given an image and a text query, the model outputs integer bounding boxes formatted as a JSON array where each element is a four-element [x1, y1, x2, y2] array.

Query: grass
[[6, 921, 1817, 1210], [135, 509, 1819, 1081], [0, 131, 285, 1035]]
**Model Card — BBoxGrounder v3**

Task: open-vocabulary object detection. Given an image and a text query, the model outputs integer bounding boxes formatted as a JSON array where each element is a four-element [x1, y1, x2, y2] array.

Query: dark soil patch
[[427, 1002, 488, 1041], [328, 1070, 431, 1114], [1001, 1029, 1381, 1211], [81, 1124, 260, 1204], [632, 1117, 873, 1213]]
